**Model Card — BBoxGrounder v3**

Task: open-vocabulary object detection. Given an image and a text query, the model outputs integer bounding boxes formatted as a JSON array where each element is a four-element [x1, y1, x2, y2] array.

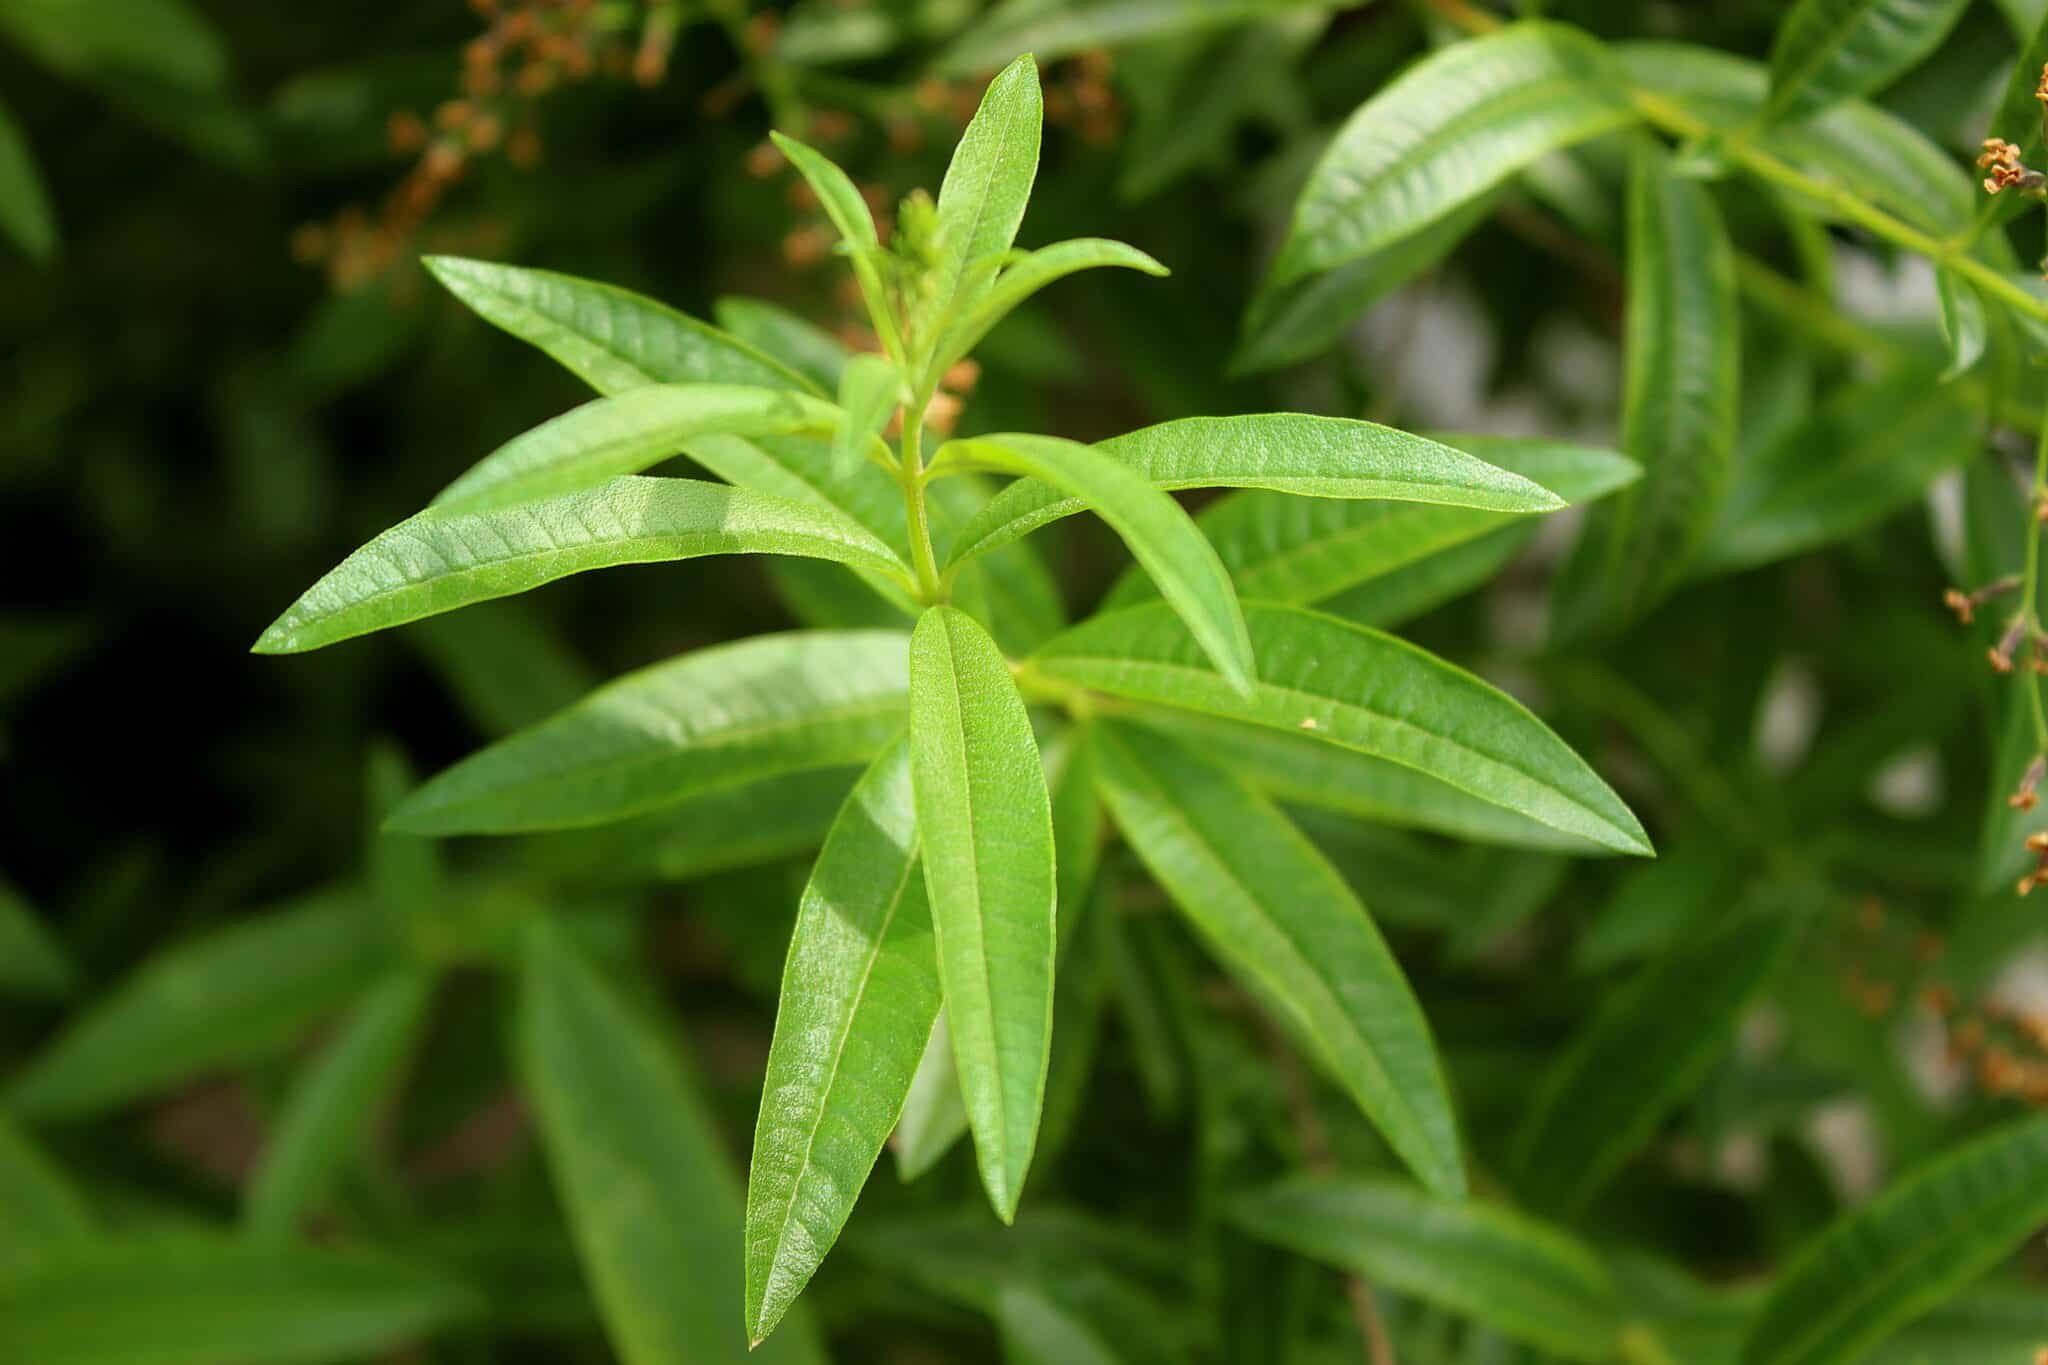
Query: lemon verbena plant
[[255, 52, 1646, 1352]]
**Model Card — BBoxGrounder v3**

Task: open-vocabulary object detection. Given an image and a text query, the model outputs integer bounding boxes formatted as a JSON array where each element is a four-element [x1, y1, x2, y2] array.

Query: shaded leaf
[[0, 880, 77, 998], [0, 1114, 94, 1281], [832, 353, 900, 480], [892, 1010, 971, 1181], [1936, 269, 1987, 379], [714, 297, 850, 393], [0, 96, 55, 261], [1766, 0, 1970, 125]]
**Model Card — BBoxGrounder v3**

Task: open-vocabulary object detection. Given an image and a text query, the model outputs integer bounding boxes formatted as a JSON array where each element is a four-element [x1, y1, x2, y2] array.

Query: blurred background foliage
[[9, 0, 2048, 1361]]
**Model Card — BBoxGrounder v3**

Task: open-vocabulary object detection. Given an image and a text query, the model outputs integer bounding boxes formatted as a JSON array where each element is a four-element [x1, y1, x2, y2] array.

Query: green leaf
[[1094, 722, 1463, 1196], [409, 600, 595, 737], [431, 385, 851, 516], [1318, 522, 1534, 630], [1572, 832, 1747, 973], [1046, 730, 1105, 960], [934, 0, 1315, 73], [766, 133, 904, 365], [1765, 0, 1970, 125], [424, 256, 816, 395], [389, 630, 909, 835], [832, 353, 900, 481], [994, 1282, 1126, 1365], [1229, 1176, 1622, 1359], [0, 1113, 94, 1281], [714, 297, 851, 393], [1514, 899, 1801, 1216], [6, 890, 392, 1120], [0, 96, 56, 261], [1866, 1287, 2048, 1365], [1106, 436, 1638, 610], [892, 1011, 971, 1181], [745, 739, 942, 1344], [1268, 22, 1634, 287], [518, 918, 826, 1365], [244, 970, 436, 1241], [0, 0, 228, 93], [255, 477, 908, 654], [932, 238, 1168, 376], [948, 416, 1564, 569], [927, 56, 1043, 363], [1029, 602, 1650, 856], [1936, 269, 1987, 379], [0, 880, 76, 998], [1697, 368, 1976, 574], [908, 606, 1056, 1221], [939, 433, 1255, 694], [1740, 1114, 2048, 1365], [0, 1237, 484, 1365], [1557, 142, 1737, 630]]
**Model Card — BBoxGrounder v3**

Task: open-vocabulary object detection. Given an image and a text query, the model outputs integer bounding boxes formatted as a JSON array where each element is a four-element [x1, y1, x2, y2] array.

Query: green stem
[[898, 400, 945, 604]]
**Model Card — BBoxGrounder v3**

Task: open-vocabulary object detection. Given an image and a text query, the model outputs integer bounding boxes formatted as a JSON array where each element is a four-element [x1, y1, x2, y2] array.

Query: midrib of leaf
[[1102, 735, 1426, 1148], [1769, 1, 1877, 117], [931, 97, 1031, 358], [755, 844, 920, 1333]]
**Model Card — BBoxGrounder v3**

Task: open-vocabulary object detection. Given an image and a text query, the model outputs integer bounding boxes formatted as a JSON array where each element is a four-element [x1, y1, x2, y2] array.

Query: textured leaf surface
[[245, 970, 436, 1240], [1106, 437, 1637, 610], [927, 56, 1042, 363], [389, 631, 909, 835], [948, 416, 1562, 569], [941, 433, 1254, 693], [256, 477, 906, 653], [424, 256, 812, 395], [908, 607, 1056, 1221], [1516, 902, 1800, 1215], [519, 919, 825, 1364], [1031, 603, 1649, 855], [432, 385, 847, 515], [1094, 722, 1462, 1195], [1766, 0, 1969, 125], [0, 1237, 484, 1365], [746, 740, 942, 1344], [1741, 1114, 2048, 1365], [6, 890, 390, 1120], [1559, 143, 1736, 630], [1230, 1176, 1621, 1358], [0, 96, 55, 261], [1268, 22, 1633, 285]]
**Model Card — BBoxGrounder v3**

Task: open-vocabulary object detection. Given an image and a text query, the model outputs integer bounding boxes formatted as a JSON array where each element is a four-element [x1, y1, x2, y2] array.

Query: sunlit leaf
[[933, 237, 1168, 376], [926, 55, 1042, 368]]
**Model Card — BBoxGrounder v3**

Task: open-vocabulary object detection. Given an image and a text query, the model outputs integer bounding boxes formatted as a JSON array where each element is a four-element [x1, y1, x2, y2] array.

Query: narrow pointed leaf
[[893, 1012, 971, 1180], [432, 385, 847, 515], [1229, 1176, 1622, 1360], [0, 881, 76, 998], [423, 255, 815, 395], [1740, 1114, 2048, 1365], [1558, 143, 1736, 630], [746, 739, 942, 1344], [1515, 899, 1802, 1215], [715, 297, 850, 392], [934, 238, 1168, 375], [1936, 269, 1986, 379], [245, 970, 436, 1241], [928, 56, 1043, 349], [0, 1238, 485, 1365], [941, 433, 1255, 694], [1045, 731, 1104, 960], [908, 606, 1056, 1221], [0, 96, 55, 261], [1765, 0, 1969, 126], [1030, 602, 1650, 855], [518, 918, 826, 1364], [0, 1114, 94, 1281], [767, 134, 904, 365], [389, 630, 910, 835], [1267, 22, 1633, 287], [1094, 722, 1463, 1196], [832, 353, 900, 480], [948, 416, 1564, 570], [1104, 437, 1638, 611], [6, 890, 391, 1120], [256, 477, 907, 654]]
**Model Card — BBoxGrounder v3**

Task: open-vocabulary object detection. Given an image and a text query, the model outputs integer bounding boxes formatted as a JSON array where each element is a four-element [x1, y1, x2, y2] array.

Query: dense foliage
[[9, 1, 2048, 1362]]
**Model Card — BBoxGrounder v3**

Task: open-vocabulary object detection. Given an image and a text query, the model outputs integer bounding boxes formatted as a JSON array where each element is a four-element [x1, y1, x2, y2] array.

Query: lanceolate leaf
[[1559, 143, 1737, 630], [6, 890, 392, 1120], [1514, 900, 1802, 1216], [0, 1237, 485, 1365], [1765, 0, 1970, 126], [934, 238, 1169, 375], [1104, 437, 1638, 611], [517, 919, 826, 1365], [832, 353, 900, 480], [908, 607, 1056, 1221], [424, 256, 815, 395], [1029, 603, 1650, 856], [947, 416, 1564, 569], [746, 739, 942, 1345], [0, 96, 56, 262], [939, 433, 1255, 694], [715, 298, 851, 392], [1268, 22, 1634, 287], [1740, 1114, 2048, 1365], [1094, 722, 1463, 1196], [995, 1282, 1126, 1365], [893, 1012, 971, 1181], [1936, 269, 1987, 379], [388, 631, 910, 835], [432, 385, 850, 515], [245, 970, 437, 1241], [927, 56, 1043, 366], [1229, 1176, 1622, 1359], [255, 478, 909, 654], [768, 133, 903, 364]]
